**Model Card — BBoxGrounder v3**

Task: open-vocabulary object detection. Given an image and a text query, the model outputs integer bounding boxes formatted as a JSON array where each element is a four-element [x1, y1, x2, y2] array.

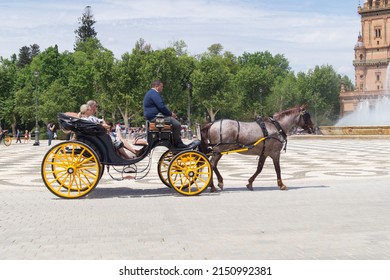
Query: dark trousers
[[164, 116, 183, 145], [47, 132, 53, 146]]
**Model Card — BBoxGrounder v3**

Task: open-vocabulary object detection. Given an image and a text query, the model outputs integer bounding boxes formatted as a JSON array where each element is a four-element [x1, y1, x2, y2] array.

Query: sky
[[0, 0, 361, 80]]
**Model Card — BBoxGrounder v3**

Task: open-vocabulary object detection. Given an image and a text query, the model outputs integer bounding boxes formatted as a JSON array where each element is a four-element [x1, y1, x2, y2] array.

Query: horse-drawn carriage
[[41, 105, 313, 198], [41, 113, 213, 198]]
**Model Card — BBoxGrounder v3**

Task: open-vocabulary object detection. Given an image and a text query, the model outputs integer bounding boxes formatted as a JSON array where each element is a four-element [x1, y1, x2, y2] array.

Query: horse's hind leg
[[247, 155, 266, 191], [272, 154, 287, 190], [210, 154, 224, 192]]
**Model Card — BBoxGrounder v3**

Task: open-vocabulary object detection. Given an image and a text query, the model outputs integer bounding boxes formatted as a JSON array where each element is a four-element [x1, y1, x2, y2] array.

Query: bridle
[[298, 108, 313, 133]]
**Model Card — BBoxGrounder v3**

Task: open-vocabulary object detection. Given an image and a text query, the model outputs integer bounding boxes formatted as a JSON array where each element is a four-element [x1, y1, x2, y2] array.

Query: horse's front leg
[[272, 154, 287, 190], [210, 154, 224, 192], [247, 155, 266, 191]]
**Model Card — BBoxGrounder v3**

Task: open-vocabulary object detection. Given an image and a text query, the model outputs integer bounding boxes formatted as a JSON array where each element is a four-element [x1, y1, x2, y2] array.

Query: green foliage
[[191, 50, 246, 121], [0, 33, 347, 131]]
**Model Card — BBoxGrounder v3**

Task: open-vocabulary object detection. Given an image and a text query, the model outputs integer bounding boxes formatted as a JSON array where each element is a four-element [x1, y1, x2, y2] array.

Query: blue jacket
[[143, 89, 172, 120]]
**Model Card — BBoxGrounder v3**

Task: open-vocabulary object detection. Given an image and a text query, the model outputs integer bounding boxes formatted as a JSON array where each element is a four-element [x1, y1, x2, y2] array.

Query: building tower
[[340, 0, 390, 116]]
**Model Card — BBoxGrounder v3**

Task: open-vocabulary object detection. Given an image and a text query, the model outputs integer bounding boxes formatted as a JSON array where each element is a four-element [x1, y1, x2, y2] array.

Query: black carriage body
[[41, 113, 212, 198], [58, 113, 174, 165]]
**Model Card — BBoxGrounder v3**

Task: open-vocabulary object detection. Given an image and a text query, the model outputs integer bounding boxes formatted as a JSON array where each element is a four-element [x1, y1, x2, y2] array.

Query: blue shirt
[[143, 88, 172, 121]]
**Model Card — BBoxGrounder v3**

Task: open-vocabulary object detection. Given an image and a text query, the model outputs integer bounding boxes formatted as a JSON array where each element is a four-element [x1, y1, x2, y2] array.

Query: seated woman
[[105, 121, 141, 159], [64, 105, 144, 157]]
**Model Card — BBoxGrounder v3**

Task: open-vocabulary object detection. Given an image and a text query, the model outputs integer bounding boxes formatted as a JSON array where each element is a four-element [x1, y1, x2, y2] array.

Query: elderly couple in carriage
[[64, 80, 189, 160]]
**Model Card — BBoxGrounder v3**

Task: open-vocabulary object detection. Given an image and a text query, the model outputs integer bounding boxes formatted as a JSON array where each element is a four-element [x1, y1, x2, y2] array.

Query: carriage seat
[[148, 122, 172, 131], [58, 113, 106, 136]]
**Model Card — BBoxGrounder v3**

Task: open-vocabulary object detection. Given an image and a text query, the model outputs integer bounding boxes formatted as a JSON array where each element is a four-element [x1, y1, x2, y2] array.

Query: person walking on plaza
[[16, 129, 22, 143], [47, 122, 55, 146], [143, 80, 187, 148], [24, 130, 30, 143]]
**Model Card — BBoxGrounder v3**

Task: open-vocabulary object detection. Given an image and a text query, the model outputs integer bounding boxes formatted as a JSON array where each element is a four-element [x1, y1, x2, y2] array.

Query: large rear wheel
[[41, 141, 101, 198], [168, 151, 212, 196]]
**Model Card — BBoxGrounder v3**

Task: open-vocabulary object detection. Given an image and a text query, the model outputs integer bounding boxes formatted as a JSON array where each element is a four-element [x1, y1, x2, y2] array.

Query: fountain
[[319, 65, 390, 136], [320, 97, 390, 135]]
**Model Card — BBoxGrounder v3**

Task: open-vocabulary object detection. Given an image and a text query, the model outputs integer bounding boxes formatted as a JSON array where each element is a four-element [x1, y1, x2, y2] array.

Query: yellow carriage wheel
[[41, 141, 101, 199], [52, 147, 103, 192], [157, 150, 174, 188], [4, 135, 11, 146], [168, 151, 212, 196]]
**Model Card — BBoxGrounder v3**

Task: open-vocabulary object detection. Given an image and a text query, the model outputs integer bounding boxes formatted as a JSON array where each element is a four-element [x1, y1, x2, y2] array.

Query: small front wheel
[[157, 150, 174, 188], [41, 141, 101, 199], [168, 151, 212, 196]]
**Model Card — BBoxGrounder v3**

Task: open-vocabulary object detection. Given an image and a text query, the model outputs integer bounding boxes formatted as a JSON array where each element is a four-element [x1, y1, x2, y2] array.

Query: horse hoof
[[246, 184, 253, 191], [280, 185, 287, 190], [210, 186, 217, 192], [218, 182, 224, 190]]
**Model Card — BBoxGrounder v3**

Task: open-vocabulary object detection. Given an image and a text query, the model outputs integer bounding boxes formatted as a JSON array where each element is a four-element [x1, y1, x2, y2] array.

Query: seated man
[[143, 80, 187, 148]]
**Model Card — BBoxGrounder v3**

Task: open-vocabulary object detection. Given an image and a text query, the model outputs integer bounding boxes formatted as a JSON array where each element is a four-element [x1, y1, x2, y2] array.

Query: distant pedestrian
[[47, 122, 55, 146], [24, 130, 30, 143], [16, 129, 22, 143]]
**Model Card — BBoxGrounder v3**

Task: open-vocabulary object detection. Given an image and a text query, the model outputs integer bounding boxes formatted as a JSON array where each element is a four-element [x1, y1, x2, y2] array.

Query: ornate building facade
[[340, 0, 390, 116]]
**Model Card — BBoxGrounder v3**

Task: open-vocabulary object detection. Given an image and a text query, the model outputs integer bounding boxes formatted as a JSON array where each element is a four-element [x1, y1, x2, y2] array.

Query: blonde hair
[[78, 104, 90, 118]]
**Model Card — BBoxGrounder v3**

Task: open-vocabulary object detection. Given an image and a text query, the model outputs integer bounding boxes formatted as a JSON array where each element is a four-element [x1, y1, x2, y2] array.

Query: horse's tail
[[200, 123, 213, 154]]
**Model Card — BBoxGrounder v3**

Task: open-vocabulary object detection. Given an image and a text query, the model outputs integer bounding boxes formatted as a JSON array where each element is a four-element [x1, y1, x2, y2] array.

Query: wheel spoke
[[168, 151, 212, 196], [41, 141, 101, 199]]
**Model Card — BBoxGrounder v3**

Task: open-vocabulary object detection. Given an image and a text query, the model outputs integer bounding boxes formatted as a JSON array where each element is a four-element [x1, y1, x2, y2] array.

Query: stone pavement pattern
[[0, 137, 390, 259]]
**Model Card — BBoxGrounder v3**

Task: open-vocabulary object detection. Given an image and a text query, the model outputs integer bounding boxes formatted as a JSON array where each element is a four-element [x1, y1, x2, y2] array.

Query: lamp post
[[314, 92, 318, 135], [259, 87, 263, 116], [187, 82, 192, 139], [33, 71, 40, 146]]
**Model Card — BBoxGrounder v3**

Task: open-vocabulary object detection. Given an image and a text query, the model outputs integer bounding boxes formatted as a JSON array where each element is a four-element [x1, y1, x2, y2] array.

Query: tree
[[74, 6, 97, 49], [134, 38, 152, 53], [17, 46, 32, 68], [267, 73, 301, 113], [170, 40, 188, 56], [0, 58, 18, 134], [17, 44, 41, 68], [191, 53, 236, 121], [236, 51, 290, 118], [30, 44, 41, 57], [207, 43, 224, 56]]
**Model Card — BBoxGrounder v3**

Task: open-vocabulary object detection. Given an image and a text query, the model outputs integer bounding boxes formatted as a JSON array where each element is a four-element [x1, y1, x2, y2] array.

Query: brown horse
[[200, 105, 314, 192]]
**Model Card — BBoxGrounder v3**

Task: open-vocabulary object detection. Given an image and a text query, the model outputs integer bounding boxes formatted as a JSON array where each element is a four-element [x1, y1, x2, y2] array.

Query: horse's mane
[[273, 106, 299, 119]]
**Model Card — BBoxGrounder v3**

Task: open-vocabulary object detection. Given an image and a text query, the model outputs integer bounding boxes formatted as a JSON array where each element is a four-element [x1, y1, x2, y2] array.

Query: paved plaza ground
[[1, 136, 390, 260]]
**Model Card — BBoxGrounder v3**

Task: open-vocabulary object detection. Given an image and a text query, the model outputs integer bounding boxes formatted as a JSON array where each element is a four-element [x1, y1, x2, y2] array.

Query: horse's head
[[298, 105, 314, 134]]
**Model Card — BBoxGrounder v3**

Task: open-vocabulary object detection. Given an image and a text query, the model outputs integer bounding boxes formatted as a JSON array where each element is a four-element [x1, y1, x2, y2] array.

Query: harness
[[269, 117, 288, 152], [213, 117, 287, 156], [209, 107, 311, 156]]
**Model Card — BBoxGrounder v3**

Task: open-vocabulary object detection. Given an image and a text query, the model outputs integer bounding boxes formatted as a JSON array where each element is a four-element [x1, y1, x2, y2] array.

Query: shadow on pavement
[[84, 186, 220, 199], [221, 185, 330, 192]]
